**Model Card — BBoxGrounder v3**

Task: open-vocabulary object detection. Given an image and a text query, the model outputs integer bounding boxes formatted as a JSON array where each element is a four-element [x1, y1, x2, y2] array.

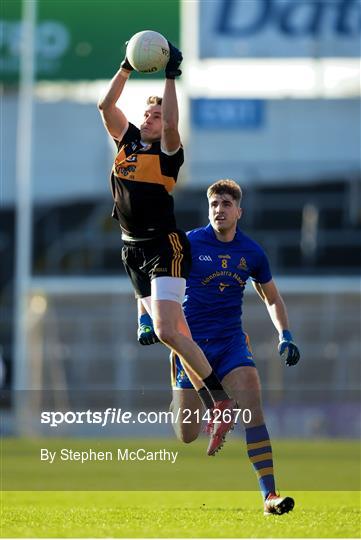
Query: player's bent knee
[[175, 425, 200, 444], [153, 324, 178, 346], [170, 408, 200, 443], [180, 432, 199, 444]]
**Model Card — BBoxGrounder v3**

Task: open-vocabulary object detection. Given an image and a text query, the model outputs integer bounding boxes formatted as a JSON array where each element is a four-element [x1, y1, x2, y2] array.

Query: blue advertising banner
[[191, 99, 265, 129], [199, 0, 361, 58]]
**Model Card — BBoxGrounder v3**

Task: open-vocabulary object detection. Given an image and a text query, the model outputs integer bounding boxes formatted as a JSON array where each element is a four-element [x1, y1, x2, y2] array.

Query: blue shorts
[[171, 332, 255, 389]]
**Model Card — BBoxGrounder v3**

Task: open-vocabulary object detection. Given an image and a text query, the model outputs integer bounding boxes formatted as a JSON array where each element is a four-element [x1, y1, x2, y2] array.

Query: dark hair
[[207, 179, 242, 205], [146, 96, 162, 106]]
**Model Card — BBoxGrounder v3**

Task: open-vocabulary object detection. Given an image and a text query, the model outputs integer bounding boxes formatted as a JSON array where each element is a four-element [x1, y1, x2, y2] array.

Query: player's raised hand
[[137, 313, 160, 346], [278, 330, 300, 366], [165, 41, 182, 79], [120, 42, 134, 72]]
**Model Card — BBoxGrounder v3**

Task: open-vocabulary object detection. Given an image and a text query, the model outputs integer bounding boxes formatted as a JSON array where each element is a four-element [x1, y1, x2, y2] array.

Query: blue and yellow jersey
[[184, 224, 272, 339]]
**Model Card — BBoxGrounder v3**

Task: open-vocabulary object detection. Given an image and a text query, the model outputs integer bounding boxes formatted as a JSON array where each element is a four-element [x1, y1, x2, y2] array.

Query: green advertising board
[[1, 0, 180, 81]]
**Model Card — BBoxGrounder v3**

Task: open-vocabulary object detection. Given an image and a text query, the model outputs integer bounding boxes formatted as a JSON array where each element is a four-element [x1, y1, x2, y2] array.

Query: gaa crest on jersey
[[237, 257, 248, 271], [199, 255, 212, 261], [178, 369, 186, 381]]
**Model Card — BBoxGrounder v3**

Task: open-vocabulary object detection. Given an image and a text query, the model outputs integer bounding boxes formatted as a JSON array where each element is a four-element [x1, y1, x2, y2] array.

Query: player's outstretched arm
[[161, 42, 182, 154], [97, 50, 133, 140], [252, 280, 300, 366]]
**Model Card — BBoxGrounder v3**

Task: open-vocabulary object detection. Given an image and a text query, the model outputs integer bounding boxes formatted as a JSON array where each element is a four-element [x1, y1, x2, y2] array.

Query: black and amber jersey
[[110, 122, 184, 241]]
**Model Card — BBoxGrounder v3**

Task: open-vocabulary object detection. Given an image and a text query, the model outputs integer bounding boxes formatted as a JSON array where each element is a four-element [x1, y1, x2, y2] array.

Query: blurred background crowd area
[[1, 0, 360, 437]]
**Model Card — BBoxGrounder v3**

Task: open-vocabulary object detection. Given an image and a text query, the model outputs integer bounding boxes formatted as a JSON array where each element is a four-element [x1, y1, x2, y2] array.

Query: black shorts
[[121, 230, 192, 298]]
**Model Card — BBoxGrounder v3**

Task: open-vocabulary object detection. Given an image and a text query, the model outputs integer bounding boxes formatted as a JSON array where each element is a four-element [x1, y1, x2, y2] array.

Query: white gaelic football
[[126, 30, 170, 73]]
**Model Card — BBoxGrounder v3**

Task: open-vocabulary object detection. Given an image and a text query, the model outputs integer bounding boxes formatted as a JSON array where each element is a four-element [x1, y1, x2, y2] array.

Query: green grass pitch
[[1, 490, 360, 538], [1, 438, 360, 537]]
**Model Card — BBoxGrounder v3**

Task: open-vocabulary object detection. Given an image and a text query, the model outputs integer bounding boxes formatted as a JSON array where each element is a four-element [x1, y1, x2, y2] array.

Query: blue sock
[[245, 424, 275, 499]]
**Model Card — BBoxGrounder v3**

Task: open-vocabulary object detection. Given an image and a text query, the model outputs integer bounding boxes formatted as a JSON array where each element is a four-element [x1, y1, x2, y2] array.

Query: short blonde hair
[[207, 179, 242, 205], [146, 95, 162, 106]]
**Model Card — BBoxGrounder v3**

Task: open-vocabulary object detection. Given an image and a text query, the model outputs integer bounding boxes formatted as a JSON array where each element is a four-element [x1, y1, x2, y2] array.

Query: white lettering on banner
[[0, 20, 70, 72], [37, 22, 70, 59], [199, 0, 361, 58], [192, 99, 264, 129]]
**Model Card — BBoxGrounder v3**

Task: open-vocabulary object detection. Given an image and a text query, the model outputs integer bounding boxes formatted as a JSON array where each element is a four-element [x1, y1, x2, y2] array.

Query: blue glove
[[137, 313, 159, 346], [165, 41, 182, 79], [278, 330, 300, 367]]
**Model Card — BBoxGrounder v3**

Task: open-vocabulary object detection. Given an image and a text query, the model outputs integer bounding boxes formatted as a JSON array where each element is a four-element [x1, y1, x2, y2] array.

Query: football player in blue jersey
[[138, 179, 300, 515]]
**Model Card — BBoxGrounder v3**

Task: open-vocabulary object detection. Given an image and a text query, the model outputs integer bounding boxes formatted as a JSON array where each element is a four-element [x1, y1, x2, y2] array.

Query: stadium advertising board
[[1, 0, 180, 81], [199, 0, 361, 58], [191, 99, 265, 129]]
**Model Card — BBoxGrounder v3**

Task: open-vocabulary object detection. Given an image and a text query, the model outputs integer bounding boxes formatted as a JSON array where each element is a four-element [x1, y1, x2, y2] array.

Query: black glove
[[165, 41, 182, 79], [278, 330, 300, 367], [120, 42, 134, 72]]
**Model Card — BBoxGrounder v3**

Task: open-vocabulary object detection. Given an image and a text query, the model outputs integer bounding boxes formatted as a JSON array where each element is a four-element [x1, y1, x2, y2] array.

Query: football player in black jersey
[[98, 40, 234, 455]]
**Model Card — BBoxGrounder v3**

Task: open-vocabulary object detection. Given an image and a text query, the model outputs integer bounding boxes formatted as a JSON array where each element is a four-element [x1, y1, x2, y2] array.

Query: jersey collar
[[205, 223, 241, 244]]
